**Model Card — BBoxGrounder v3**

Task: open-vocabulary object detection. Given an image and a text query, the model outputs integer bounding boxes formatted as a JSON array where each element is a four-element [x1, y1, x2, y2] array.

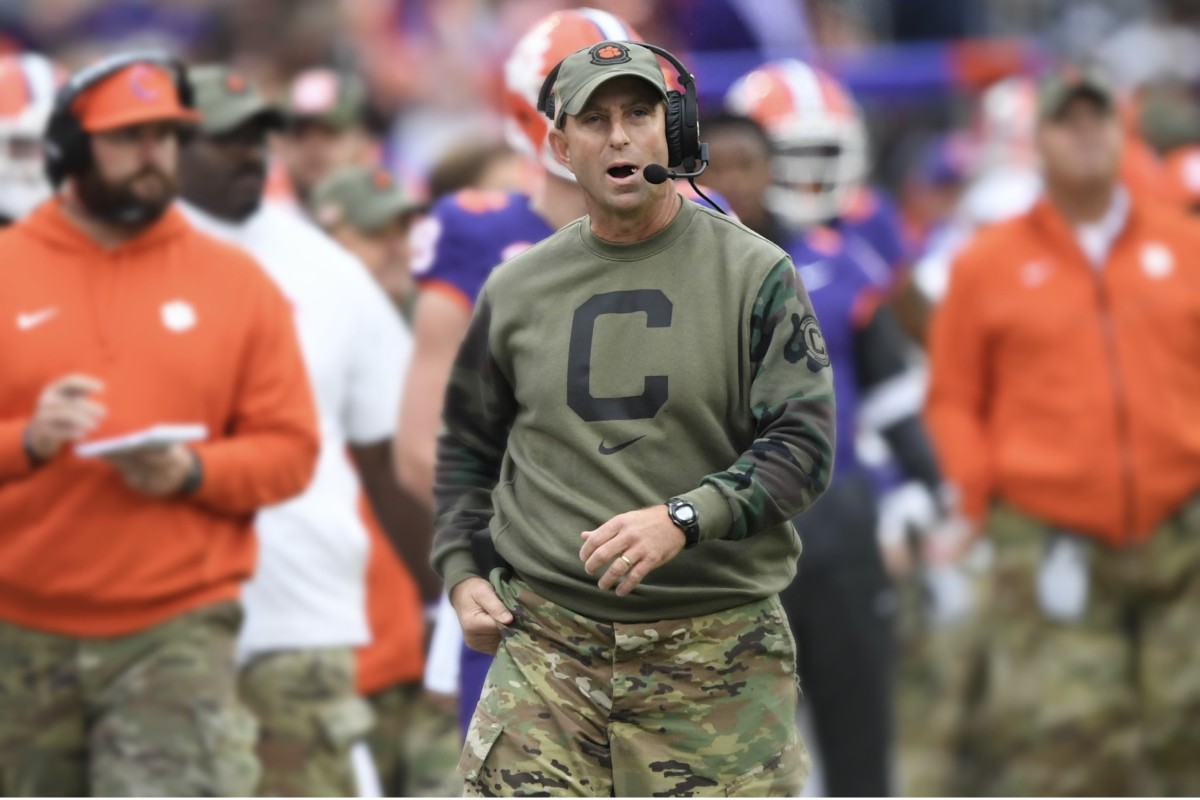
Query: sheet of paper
[[75, 424, 208, 458]]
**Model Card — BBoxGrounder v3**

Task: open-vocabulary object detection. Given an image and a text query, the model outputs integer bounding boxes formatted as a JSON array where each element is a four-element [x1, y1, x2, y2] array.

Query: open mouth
[[607, 164, 638, 179]]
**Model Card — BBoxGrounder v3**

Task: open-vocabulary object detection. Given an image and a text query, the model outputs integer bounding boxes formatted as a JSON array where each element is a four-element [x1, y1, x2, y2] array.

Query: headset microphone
[[643, 143, 724, 213], [643, 142, 709, 184]]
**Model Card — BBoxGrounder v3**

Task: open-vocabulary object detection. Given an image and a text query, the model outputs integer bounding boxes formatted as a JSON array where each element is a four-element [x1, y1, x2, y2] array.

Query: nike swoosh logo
[[598, 435, 645, 456], [16, 307, 58, 331]]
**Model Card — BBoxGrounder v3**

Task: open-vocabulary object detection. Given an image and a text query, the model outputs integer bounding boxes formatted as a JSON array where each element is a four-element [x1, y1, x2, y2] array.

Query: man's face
[[1036, 95, 1123, 190], [332, 216, 413, 306], [549, 76, 671, 218], [703, 125, 773, 225], [77, 121, 179, 226], [179, 119, 271, 222], [280, 119, 370, 201]]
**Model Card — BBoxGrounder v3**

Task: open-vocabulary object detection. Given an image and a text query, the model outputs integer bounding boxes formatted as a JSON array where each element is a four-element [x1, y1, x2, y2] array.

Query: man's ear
[[548, 126, 574, 174]]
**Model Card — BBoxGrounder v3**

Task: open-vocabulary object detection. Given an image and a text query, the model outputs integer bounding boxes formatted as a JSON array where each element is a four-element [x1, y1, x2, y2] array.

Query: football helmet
[[725, 59, 867, 227], [971, 75, 1037, 175], [0, 53, 61, 221]]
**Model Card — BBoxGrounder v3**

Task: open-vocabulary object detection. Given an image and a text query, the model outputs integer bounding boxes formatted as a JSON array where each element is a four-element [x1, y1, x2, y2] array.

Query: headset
[[536, 41, 704, 175], [43, 51, 194, 187]]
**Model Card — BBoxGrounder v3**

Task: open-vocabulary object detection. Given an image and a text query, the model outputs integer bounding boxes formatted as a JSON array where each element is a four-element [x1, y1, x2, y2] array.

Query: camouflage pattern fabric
[[893, 576, 989, 797], [366, 681, 463, 797], [0, 601, 259, 796], [961, 500, 1200, 796], [458, 572, 808, 797], [238, 646, 374, 797]]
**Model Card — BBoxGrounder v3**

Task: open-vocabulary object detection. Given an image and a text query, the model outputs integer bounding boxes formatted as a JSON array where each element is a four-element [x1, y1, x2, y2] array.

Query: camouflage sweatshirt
[[432, 197, 836, 622]]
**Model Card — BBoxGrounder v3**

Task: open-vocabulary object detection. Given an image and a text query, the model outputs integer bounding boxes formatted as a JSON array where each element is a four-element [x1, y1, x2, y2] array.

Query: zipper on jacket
[[1092, 276, 1137, 547]]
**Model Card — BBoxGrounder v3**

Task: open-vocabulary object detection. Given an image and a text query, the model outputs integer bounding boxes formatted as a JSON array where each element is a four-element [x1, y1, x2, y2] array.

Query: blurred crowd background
[[4, 0, 1200, 797], [4, 0, 1200, 198]]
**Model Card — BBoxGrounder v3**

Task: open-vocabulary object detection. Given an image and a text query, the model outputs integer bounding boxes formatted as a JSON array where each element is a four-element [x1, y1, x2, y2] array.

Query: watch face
[[675, 504, 696, 523]]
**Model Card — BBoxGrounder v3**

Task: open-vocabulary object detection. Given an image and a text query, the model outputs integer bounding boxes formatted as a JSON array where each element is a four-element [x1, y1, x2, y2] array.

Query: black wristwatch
[[667, 497, 700, 549]]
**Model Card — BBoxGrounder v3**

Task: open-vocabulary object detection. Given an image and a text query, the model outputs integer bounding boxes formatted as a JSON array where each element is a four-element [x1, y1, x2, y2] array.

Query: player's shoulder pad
[[447, 188, 514, 216], [483, 214, 583, 293]]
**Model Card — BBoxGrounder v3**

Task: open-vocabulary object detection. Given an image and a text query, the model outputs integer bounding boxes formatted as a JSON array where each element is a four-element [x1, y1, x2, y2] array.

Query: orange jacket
[[356, 495, 425, 696], [0, 200, 319, 636], [927, 193, 1200, 547]]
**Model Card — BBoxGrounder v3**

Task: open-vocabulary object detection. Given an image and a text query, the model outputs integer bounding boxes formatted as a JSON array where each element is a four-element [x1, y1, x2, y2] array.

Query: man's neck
[[588, 190, 681, 244], [59, 186, 147, 249], [1047, 180, 1117, 226], [184, 195, 255, 226], [530, 173, 588, 231]]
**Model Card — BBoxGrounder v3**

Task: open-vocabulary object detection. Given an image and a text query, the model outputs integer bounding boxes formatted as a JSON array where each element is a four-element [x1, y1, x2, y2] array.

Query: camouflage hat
[[285, 68, 367, 129], [1037, 67, 1115, 122], [1138, 85, 1200, 155], [310, 165, 422, 232], [188, 65, 284, 136], [550, 41, 668, 129]]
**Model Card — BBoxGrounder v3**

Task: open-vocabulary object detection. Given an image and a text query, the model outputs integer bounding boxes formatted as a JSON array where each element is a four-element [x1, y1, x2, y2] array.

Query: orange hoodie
[[0, 200, 319, 636], [927, 193, 1200, 548]]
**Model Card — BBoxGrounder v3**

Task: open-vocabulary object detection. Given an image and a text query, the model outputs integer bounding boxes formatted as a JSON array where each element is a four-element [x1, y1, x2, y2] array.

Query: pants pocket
[[194, 702, 261, 797], [316, 695, 376, 753], [723, 738, 810, 797], [458, 707, 504, 786]]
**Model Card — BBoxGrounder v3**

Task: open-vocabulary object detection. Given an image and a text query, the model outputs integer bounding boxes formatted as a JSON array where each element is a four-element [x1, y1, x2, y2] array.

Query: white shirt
[[1075, 187, 1129, 270], [182, 201, 412, 657]]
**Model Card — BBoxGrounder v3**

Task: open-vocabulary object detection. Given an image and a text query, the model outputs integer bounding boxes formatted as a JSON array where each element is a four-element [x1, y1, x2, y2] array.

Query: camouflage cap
[[1037, 67, 1115, 122], [310, 165, 422, 232], [188, 65, 284, 136], [550, 41, 668, 129], [285, 68, 367, 130], [1138, 85, 1200, 155]]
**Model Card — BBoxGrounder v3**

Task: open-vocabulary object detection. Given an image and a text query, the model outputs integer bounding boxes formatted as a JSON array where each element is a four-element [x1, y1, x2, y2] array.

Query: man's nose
[[608, 118, 631, 147]]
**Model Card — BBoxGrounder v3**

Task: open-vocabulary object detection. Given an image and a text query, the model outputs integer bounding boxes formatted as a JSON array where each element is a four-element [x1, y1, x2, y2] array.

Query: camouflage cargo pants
[[964, 500, 1200, 795], [366, 681, 463, 797], [459, 573, 808, 797], [0, 601, 259, 797], [238, 646, 375, 797], [894, 554, 991, 796]]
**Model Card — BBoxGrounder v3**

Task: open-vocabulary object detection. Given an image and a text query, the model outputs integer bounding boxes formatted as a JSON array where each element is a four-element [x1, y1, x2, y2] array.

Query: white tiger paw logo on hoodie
[[161, 300, 197, 332]]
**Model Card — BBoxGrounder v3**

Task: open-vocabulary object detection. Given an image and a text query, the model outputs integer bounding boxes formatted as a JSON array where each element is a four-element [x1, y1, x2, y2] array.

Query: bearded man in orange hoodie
[[0, 52, 318, 797]]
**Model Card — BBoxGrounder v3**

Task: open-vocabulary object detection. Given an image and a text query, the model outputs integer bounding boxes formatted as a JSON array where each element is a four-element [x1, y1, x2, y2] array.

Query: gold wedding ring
[[619, 554, 634, 570]]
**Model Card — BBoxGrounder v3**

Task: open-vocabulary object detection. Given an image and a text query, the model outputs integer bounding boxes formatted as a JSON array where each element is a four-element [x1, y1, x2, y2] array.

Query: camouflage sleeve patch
[[700, 257, 836, 542], [431, 289, 517, 587]]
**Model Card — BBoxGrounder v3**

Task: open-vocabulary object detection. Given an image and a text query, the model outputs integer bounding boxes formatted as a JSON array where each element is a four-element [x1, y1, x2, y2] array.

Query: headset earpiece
[[537, 62, 563, 126], [664, 90, 685, 168], [43, 51, 194, 188]]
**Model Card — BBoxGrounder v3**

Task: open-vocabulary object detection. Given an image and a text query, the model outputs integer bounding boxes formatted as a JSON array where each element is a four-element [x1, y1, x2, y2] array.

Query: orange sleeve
[[190, 274, 319, 516], [925, 247, 994, 521], [0, 418, 34, 483]]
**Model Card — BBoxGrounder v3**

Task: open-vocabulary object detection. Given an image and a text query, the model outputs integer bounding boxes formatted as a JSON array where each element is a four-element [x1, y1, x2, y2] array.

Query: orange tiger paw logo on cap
[[371, 169, 393, 190], [590, 42, 631, 65], [224, 72, 247, 94]]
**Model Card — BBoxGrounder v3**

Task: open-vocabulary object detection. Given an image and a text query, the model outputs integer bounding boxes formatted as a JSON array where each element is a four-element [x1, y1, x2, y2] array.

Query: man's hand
[[450, 576, 512, 655], [105, 443, 196, 497], [923, 515, 983, 567], [25, 374, 106, 462], [580, 506, 686, 597]]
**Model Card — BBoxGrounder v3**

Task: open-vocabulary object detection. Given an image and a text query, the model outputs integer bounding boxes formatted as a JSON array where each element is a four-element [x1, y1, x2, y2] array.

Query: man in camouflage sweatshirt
[[432, 40, 835, 797]]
